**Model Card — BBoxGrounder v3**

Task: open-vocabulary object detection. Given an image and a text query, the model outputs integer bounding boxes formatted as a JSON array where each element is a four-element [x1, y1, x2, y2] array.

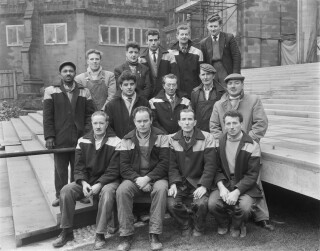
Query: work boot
[[230, 227, 240, 238], [94, 233, 106, 250], [149, 233, 163, 251], [79, 197, 91, 204], [117, 235, 133, 251], [256, 220, 275, 231], [192, 229, 203, 237], [52, 228, 74, 248], [240, 223, 247, 238], [217, 226, 228, 235], [52, 198, 59, 207]]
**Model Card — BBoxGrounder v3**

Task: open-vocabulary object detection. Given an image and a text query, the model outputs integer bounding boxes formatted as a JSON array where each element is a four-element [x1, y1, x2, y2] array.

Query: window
[[44, 23, 67, 45], [6, 25, 24, 46], [99, 25, 158, 46]]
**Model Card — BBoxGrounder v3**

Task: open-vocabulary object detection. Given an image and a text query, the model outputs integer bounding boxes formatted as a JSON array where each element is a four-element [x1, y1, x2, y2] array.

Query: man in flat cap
[[43, 61, 95, 207], [190, 63, 225, 132], [209, 73, 275, 231], [200, 14, 241, 87]]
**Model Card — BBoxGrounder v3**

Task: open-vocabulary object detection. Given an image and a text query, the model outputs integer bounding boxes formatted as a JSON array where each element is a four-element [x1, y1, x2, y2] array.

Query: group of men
[[43, 13, 273, 251]]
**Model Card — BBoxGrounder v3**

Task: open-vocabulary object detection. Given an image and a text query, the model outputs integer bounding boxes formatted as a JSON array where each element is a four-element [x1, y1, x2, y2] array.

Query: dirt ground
[[73, 183, 320, 251]]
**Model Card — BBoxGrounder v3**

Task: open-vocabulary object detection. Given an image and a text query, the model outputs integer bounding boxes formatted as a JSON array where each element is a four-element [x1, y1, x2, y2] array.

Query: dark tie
[[169, 97, 174, 110], [213, 35, 217, 41], [127, 97, 132, 103], [152, 51, 157, 63]]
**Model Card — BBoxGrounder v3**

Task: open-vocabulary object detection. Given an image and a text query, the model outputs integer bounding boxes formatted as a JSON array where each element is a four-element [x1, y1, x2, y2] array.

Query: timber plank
[[1, 121, 20, 146], [10, 118, 32, 141], [19, 115, 43, 135], [28, 112, 43, 126]]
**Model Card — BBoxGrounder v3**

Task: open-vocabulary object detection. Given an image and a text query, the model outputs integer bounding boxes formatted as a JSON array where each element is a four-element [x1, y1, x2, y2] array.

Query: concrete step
[[5, 144, 57, 247], [265, 109, 320, 119], [19, 115, 43, 135], [28, 112, 43, 126], [262, 99, 320, 106], [10, 118, 33, 141], [264, 104, 320, 112], [1, 121, 21, 146]]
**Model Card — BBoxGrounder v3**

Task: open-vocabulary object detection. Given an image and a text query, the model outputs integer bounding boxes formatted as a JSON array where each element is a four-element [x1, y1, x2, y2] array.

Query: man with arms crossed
[[52, 111, 121, 249]]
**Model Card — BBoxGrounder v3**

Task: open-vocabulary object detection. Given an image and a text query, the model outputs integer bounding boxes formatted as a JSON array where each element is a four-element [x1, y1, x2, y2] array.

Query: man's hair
[[176, 24, 190, 35], [132, 106, 153, 121], [91, 111, 109, 122], [126, 42, 140, 51], [118, 70, 137, 86], [146, 29, 160, 39], [207, 14, 223, 25], [162, 74, 178, 85], [178, 108, 195, 120], [223, 110, 243, 123], [86, 49, 103, 59]]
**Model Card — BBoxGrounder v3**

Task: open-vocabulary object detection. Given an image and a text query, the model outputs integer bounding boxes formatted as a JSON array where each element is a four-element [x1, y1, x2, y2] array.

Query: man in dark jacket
[[167, 108, 219, 237], [104, 70, 150, 139], [114, 42, 152, 99], [139, 30, 179, 97], [191, 63, 225, 132], [52, 111, 121, 249], [169, 25, 203, 99], [43, 61, 95, 207], [149, 74, 190, 134], [208, 110, 262, 238], [200, 14, 241, 87], [116, 106, 169, 251]]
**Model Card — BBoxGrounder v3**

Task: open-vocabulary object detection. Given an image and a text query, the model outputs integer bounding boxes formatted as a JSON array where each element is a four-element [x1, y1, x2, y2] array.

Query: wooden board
[[19, 116, 43, 135], [1, 121, 20, 146], [10, 118, 32, 141], [28, 113, 43, 126]]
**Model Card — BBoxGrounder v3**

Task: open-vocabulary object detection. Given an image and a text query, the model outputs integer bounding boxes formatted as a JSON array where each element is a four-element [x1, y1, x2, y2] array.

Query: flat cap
[[59, 61, 76, 72], [200, 63, 216, 73], [207, 13, 221, 23], [224, 73, 245, 82]]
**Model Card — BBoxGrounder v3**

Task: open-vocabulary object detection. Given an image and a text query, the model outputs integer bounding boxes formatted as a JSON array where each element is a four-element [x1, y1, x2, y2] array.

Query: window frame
[[6, 25, 24, 47], [43, 23, 68, 45]]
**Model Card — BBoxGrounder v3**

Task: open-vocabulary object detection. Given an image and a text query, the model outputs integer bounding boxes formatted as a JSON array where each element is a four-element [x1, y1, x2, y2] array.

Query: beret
[[200, 63, 216, 73], [224, 73, 245, 82], [207, 13, 221, 23], [59, 61, 76, 72]]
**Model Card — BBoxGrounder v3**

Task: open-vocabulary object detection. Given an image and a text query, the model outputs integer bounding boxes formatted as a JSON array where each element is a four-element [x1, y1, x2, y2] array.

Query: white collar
[[212, 33, 220, 41], [165, 93, 175, 100]]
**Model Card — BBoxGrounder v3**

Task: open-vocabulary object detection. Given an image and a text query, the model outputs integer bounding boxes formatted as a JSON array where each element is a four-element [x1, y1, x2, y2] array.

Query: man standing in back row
[[200, 14, 241, 87]]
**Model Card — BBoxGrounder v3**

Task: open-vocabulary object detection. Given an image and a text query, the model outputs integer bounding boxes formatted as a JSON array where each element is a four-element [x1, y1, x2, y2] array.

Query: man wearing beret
[[43, 61, 95, 207], [200, 14, 241, 87], [210, 73, 275, 231], [191, 63, 225, 132]]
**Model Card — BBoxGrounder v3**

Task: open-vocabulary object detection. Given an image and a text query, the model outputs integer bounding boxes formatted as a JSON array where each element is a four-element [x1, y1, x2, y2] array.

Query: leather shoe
[[149, 234, 163, 251], [192, 229, 203, 237], [52, 229, 74, 248], [181, 227, 192, 237], [256, 220, 275, 231], [52, 198, 59, 207], [240, 223, 247, 238], [230, 227, 240, 238], [80, 197, 91, 204], [94, 233, 106, 250], [217, 227, 228, 235], [117, 235, 133, 251]]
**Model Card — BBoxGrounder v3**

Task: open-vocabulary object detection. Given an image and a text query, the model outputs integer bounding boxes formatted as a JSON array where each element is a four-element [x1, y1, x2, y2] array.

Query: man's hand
[[135, 176, 151, 189], [168, 184, 177, 198], [81, 181, 92, 198], [91, 183, 102, 195], [219, 186, 230, 202], [226, 189, 240, 205], [193, 186, 207, 200], [141, 183, 152, 192], [45, 137, 55, 149]]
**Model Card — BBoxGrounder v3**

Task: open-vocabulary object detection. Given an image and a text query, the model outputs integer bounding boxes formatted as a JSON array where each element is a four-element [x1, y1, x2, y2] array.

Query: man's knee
[[208, 191, 220, 213], [100, 183, 118, 200], [166, 197, 176, 212], [151, 180, 168, 197], [116, 180, 135, 199], [238, 196, 254, 214], [60, 183, 76, 198]]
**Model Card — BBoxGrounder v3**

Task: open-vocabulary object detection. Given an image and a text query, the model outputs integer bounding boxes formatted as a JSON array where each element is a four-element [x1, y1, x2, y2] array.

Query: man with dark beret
[[43, 61, 95, 207], [190, 63, 225, 132], [200, 14, 241, 87]]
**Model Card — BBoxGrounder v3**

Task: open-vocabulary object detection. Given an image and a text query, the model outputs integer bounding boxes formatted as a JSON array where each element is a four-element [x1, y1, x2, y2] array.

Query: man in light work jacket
[[210, 73, 274, 231], [43, 61, 95, 207], [75, 49, 116, 111]]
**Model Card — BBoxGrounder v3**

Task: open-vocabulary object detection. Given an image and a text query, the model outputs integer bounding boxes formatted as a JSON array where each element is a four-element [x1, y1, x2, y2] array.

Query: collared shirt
[[87, 66, 102, 80], [212, 33, 220, 42], [226, 131, 243, 174], [149, 49, 159, 63], [122, 92, 136, 115], [203, 83, 214, 100], [165, 93, 176, 110], [136, 129, 151, 176], [179, 45, 188, 53], [63, 82, 75, 102], [94, 133, 106, 150], [229, 94, 241, 108]]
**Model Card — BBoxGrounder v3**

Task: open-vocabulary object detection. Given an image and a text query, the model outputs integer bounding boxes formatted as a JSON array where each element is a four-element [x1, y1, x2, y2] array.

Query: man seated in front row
[[116, 106, 169, 251], [208, 110, 262, 238], [167, 108, 219, 237], [52, 111, 121, 249]]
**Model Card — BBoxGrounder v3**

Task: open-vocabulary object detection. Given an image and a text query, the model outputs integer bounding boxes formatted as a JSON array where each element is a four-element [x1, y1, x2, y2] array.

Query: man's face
[[227, 79, 244, 97], [87, 53, 101, 72], [224, 116, 242, 138], [134, 111, 152, 134], [92, 115, 108, 137], [178, 111, 197, 133], [147, 35, 160, 52], [176, 29, 190, 44], [207, 21, 221, 36], [163, 78, 177, 97], [60, 65, 75, 84], [199, 69, 215, 86], [120, 79, 136, 97], [126, 47, 139, 63]]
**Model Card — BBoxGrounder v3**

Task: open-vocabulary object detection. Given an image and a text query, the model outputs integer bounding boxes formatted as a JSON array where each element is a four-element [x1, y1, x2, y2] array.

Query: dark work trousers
[[167, 184, 209, 233], [208, 178, 257, 230], [54, 152, 75, 198], [59, 181, 119, 233], [252, 177, 270, 222], [116, 179, 168, 236]]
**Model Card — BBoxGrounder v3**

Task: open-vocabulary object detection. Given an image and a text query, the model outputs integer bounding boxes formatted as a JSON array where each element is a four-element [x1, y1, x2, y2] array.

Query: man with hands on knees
[[116, 106, 169, 251], [167, 108, 219, 237], [52, 111, 121, 249], [208, 110, 262, 238]]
